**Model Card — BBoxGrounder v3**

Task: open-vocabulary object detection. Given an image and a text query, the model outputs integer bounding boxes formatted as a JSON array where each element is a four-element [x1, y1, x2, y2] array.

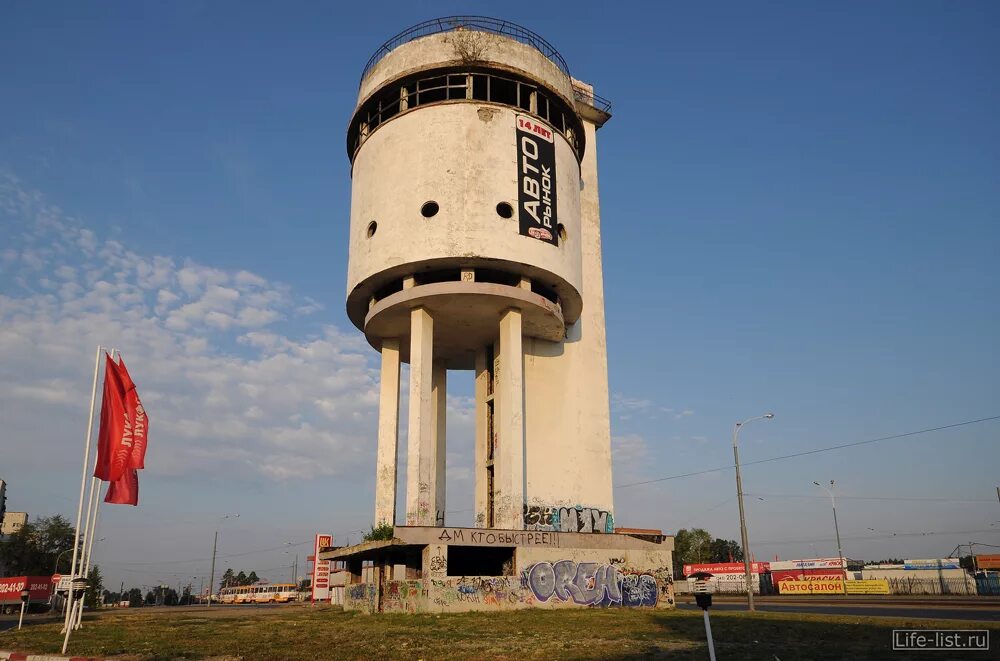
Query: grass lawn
[[3, 604, 998, 660]]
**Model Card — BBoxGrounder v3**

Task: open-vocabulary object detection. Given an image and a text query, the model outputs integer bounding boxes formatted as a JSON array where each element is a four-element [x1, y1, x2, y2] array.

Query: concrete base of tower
[[319, 525, 675, 614]]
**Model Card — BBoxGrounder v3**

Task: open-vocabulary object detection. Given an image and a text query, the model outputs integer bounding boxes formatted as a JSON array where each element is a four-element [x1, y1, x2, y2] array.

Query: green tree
[[127, 587, 143, 607], [708, 538, 744, 563], [0, 515, 75, 576], [673, 528, 713, 575], [236, 570, 248, 586], [181, 585, 192, 605], [247, 571, 259, 585], [364, 522, 394, 542], [163, 587, 179, 606], [220, 568, 235, 589], [84, 565, 104, 609], [144, 590, 156, 606]]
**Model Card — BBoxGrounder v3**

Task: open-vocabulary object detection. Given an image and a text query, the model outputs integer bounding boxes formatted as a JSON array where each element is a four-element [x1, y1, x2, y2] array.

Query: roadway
[[677, 595, 1000, 622]]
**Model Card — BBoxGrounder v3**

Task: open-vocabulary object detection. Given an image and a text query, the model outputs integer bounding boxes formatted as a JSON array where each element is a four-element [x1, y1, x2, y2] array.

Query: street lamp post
[[814, 480, 845, 594], [813, 480, 844, 565], [207, 514, 239, 608], [733, 412, 774, 612]]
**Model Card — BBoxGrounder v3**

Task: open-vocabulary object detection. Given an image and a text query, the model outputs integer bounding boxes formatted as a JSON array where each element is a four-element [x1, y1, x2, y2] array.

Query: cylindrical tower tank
[[346, 18, 588, 367], [348, 17, 614, 533]]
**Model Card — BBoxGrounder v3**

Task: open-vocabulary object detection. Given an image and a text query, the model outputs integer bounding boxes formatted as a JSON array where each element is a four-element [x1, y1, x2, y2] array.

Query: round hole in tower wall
[[366, 221, 377, 238], [421, 201, 439, 218], [558, 224, 567, 242], [496, 202, 514, 219]]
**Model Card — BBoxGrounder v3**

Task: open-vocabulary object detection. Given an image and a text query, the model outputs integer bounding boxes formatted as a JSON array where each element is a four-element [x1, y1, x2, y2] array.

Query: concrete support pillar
[[495, 308, 524, 529], [406, 307, 435, 526], [374, 339, 401, 526], [431, 362, 447, 526], [473, 349, 489, 528]]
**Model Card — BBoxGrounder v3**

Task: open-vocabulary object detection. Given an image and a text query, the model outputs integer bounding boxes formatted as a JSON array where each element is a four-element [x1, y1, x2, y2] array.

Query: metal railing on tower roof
[[360, 16, 571, 85]]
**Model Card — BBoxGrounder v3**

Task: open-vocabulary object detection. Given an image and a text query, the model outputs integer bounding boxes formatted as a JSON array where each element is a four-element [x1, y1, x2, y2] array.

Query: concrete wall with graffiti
[[523, 504, 614, 533], [341, 533, 674, 614]]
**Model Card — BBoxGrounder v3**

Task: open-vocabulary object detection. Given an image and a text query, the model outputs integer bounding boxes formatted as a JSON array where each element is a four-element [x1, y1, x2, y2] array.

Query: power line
[[746, 493, 994, 503], [754, 527, 1000, 546], [616, 414, 1000, 489]]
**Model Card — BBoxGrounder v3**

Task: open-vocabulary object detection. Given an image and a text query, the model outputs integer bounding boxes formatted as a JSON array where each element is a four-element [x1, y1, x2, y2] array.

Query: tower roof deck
[[360, 16, 570, 85]]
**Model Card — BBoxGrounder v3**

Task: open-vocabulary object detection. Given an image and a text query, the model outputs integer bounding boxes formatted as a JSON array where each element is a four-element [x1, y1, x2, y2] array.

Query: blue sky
[[1, 1, 998, 591]]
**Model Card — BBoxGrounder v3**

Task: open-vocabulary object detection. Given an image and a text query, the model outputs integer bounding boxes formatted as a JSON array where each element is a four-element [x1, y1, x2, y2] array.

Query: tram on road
[[217, 583, 298, 604]]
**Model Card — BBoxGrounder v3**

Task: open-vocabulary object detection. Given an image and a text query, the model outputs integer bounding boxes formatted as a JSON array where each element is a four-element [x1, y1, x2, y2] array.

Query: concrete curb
[[0, 651, 105, 661]]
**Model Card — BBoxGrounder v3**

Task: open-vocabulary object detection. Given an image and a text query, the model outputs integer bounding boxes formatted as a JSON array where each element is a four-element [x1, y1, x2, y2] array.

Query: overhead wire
[[616, 414, 1000, 489]]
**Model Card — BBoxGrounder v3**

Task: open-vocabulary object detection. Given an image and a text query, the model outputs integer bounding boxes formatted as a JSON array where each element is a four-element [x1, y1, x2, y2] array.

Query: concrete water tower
[[346, 17, 614, 533]]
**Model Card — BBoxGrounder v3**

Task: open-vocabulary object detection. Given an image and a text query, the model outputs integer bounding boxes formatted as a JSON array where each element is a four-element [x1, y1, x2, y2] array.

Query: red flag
[[104, 468, 139, 506], [93, 353, 133, 481], [117, 358, 149, 470]]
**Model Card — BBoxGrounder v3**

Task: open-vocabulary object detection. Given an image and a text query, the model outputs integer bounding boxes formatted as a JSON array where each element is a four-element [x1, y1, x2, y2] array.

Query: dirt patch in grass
[[3, 604, 997, 660]]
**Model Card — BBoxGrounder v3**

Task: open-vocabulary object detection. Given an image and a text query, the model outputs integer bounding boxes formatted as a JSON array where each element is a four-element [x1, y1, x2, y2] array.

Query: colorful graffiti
[[346, 582, 377, 613], [524, 560, 663, 607], [523, 504, 614, 533], [383, 580, 426, 614]]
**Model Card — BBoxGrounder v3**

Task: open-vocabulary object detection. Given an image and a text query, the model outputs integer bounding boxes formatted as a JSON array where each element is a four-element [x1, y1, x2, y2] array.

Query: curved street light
[[732, 412, 774, 612], [813, 480, 844, 565]]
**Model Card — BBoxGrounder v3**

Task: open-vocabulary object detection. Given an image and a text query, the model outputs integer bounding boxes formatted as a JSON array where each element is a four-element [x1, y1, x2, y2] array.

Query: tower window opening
[[421, 201, 440, 218], [517, 84, 533, 111], [417, 75, 448, 104], [366, 221, 378, 238], [557, 223, 567, 242], [496, 202, 513, 219], [349, 68, 584, 159], [490, 76, 517, 106], [472, 74, 489, 101], [447, 546, 514, 577]]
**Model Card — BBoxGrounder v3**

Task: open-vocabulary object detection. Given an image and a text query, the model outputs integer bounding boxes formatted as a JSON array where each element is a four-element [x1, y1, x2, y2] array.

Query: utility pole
[[732, 413, 775, 612]]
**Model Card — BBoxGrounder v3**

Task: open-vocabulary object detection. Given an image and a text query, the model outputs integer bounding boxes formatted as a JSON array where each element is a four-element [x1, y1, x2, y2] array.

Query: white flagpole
[[63, 345, 103, 635], [75, 348, 116, 630], [75, 479, 104, 629]]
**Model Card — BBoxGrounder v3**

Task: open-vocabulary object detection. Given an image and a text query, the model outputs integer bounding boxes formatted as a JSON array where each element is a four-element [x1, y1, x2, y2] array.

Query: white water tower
[[346, 17, 615, 532]]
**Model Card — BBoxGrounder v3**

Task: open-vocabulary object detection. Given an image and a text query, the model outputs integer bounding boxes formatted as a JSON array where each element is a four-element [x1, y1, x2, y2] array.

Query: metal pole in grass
[[18, 590, 29, 630], [692, 573, 717, 661]]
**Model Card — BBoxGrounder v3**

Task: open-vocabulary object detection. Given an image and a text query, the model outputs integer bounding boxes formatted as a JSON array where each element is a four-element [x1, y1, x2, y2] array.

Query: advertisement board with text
[[310, 534, 333, 602]]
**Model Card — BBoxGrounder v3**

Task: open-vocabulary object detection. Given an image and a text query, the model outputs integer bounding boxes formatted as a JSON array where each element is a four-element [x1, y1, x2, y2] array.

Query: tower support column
[[406, 307, 435, 526], [473, 349, 489, 528], [495, 308, 524, 529], [374, 339, 401, 526], [431, 362, 447, 525]]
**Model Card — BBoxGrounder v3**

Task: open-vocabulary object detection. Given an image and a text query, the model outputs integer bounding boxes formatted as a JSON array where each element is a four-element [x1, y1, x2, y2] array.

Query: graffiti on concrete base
[[523, 504, 614, 533], [524, 560, 661, 607]]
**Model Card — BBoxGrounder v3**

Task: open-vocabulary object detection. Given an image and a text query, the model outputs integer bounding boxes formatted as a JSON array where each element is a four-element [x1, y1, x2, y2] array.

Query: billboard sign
[[0, 576, 52, 604], [904, 558, 960, 570], [845, 580, 890, 594], [770, 557, 845, 571], [976, 555, 1000, 570], [683, 562, 769, 576], [311, 534, 333, 602], [516, 115, 558, 245], [778, 579, 845, 594]]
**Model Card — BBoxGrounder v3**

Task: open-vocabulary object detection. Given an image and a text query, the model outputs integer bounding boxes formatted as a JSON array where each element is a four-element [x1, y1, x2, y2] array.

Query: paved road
[[677, 600, 1000, 622]]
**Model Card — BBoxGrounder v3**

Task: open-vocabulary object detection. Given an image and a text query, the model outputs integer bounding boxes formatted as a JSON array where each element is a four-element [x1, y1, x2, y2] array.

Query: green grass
[[3, 604, 998, 660]]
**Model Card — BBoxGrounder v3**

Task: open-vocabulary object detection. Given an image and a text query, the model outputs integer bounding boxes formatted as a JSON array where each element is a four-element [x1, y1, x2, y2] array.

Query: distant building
[[1, 512, 27, 536]]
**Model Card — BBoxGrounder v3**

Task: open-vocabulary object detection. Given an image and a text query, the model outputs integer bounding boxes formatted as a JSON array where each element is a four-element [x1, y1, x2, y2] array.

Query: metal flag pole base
[[702, 609, 717, 661], [61, 600, 79, 654]]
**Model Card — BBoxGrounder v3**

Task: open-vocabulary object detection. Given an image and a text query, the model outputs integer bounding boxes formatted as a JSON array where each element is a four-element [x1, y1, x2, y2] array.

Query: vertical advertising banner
[[311, 534, 332, 602], [516, 115, 558, 245]]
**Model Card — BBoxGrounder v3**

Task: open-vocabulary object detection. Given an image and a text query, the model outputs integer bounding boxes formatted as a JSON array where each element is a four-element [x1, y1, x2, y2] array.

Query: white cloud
[[0, 172, 379, 482]]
